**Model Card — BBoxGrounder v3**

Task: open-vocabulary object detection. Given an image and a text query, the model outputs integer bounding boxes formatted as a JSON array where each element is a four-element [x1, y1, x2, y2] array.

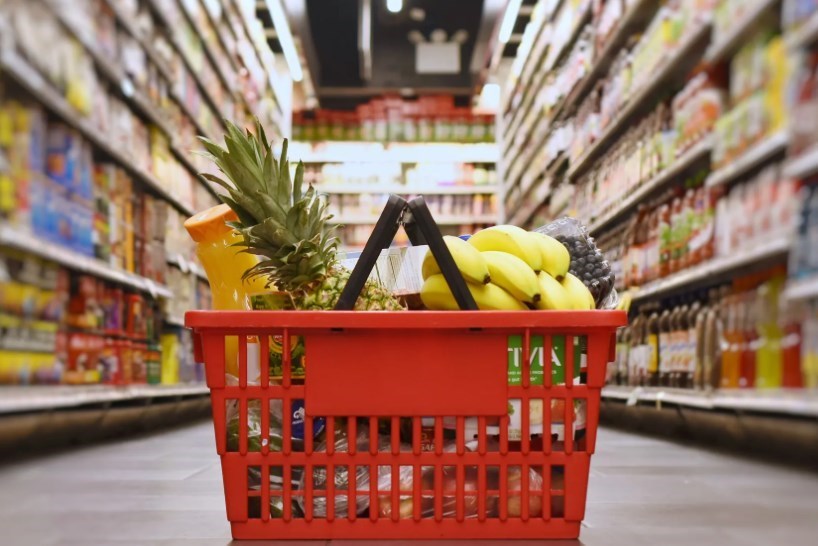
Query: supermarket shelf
[[0, 45, 194, 217], [508, 178, 552, 227], [632, 235, 791, 302], [166, 253, 207, 280], [784, 275, 818, 301], [588, 136, 714, 234], [314, 185, 499, 195], [556, 0, 656, 123], [568, 21, 712, 181], [104, 0, 175, 82], [145, 0, 226, 135], [289, 142, 498, 163], [0, 224, 174, 299], [786, 12, 818, 48], [332, 214, 497, 225], [503, 3, 591, 164], [165, 315, 186, 327], [783, 144, 818, 180], [45, 0, 173, 137], [705, 130, 789, 188], [601, 385, 818, 418], [500, 0, 552, 116], [0, 384, 209, 415], [705, 0, 781, 64], [175, 0, 235, 94]]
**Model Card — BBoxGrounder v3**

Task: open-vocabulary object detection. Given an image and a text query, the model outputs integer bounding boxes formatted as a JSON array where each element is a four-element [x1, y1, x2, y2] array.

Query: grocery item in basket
[[196, 124, 403, 312], [295, 422, 389, 518], [421, 235, 490, 285], [183, 204, 268, 376], [536, 217, 618, 308], [420, 223, 597, 311]]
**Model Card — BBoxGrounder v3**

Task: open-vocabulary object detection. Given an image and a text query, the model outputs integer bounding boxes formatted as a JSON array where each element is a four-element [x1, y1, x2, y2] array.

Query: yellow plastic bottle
[[184, 204, 268, 377]]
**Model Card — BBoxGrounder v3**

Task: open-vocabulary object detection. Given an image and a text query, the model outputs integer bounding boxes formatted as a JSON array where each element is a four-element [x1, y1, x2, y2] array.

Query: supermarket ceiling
[[258, 0, 535, 109]]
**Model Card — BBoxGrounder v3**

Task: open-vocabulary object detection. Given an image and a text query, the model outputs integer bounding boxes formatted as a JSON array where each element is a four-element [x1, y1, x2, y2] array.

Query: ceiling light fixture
[[498, 0, 523, 44], [264, 0, 303, 82], [386, 0, 403, 13]]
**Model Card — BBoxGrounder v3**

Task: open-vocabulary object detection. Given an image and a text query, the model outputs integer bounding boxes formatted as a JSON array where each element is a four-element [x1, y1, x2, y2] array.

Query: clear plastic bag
[[295, 422, 384, 518], [375, 442, 551, 520], [535, 217, 619, 309]]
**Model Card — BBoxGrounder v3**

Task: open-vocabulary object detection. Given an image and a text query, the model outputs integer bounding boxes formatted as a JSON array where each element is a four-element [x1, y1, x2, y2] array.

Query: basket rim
[[184, 310, 627, 330]]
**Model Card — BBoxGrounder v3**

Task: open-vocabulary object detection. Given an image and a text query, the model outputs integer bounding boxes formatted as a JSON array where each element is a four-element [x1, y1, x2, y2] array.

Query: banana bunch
[[420, 226, 595, 311]]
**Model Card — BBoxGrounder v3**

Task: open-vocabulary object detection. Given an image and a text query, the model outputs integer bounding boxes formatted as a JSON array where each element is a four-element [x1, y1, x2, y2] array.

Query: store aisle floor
[[1, 421, 816, 546]]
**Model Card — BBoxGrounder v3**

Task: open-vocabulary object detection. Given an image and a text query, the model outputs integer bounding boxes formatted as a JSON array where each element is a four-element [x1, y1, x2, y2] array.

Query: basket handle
[[334, 195, 477, 310]]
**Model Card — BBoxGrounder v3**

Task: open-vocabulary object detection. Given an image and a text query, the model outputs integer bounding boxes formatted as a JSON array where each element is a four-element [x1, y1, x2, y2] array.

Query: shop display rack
[[502, 2, 592, 181], [784, 275, 818, 302], [704, 0, 781, 64], [316, 185, 499, 195], [705, 130, 789, 188], [631, 235, 791, 303], [786, 10, 818, 48], [335, 214, 497, 226], [602, 385, 818, 418], [0, 384, 209, 415], [783, 144, 818, 180], [567, 20, 712, 181], [289, 141, 499, 164], [587, 135, 714, 234], [0, 225, 174, 299], [0, 45, 197, 217]]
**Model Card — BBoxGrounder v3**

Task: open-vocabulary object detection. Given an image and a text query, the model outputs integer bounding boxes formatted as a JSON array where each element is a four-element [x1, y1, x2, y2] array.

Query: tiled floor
[[1, 420, 816, 546]]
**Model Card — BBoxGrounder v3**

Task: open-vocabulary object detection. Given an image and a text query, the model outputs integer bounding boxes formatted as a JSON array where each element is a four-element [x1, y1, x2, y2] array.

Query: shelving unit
[[587, 135, 714, 234], [0, 225, 174, 299], [602, 385, 818, 418], [567, 20, 712, 181], [289, 142, 498, 164], [0, 384, 209, 415], [315, 185, 499, 195], [706, 130, 789, 188], [334, 214, 497, 226], [783, 144, 818, 180], [0, 45, 196, 217], [784, 275, 818, 301], [705, 0, 781, 64], [632, 235, 791, 302]]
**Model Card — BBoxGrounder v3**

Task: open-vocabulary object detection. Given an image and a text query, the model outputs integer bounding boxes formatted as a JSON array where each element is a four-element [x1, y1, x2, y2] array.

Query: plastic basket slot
[[304, 329, 507, 417]]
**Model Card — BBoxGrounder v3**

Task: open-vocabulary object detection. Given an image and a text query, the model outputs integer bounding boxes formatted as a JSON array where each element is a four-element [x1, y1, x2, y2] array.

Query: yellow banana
[[420, 274, 527, 311], [560, 272, 595, 310], [530, 232, 570, 280], [481, 251, 540, 305], [535, 271, 573, 310], [467, 225, 542, 271], [421, 235, 491, 285]]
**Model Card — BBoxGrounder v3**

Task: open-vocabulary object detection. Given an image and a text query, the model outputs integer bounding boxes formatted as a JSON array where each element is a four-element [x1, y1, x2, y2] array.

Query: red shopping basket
[[186, 196, 627, 540]]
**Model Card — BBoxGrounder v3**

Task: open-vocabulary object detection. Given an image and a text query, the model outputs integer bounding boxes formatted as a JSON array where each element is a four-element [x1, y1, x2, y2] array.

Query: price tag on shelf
[[144, 278, 159, 299], [176, 253, 190, 274]]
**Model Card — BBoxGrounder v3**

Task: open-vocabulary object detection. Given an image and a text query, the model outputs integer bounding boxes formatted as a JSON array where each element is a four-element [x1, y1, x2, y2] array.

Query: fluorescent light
[[265, 0, 304, 82], [387, 0, 403, 13], [498, 0, 523, 43]]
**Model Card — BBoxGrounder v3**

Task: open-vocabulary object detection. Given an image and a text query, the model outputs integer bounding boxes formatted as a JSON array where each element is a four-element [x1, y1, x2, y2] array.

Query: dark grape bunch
[[536, 217, 616, 306], [555, 234, 614, 306]]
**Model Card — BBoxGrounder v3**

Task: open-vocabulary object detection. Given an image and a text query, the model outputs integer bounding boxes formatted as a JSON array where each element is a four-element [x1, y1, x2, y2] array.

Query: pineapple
[[199, 119, 403, 311]]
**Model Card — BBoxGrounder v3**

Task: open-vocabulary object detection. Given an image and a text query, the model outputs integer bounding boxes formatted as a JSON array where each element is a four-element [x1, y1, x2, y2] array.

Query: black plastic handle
[[334, 195, 477, 311]]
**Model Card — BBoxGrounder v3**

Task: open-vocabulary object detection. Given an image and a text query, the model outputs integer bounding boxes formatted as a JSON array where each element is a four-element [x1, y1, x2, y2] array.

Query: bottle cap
[[184, 204, 238, 243]]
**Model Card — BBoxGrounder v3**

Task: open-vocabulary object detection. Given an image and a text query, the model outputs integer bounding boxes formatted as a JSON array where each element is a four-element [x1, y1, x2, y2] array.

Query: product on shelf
[[293, 96, 495, 144], [712, 32, 792, 168]]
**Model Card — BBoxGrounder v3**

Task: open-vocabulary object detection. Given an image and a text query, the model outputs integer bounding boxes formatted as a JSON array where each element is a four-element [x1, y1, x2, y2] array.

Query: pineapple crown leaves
[[197, 118, 339, 292]]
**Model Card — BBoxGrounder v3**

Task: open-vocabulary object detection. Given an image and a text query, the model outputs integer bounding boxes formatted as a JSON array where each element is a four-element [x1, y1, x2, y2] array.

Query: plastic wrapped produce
[[536, 217, 618, 308]]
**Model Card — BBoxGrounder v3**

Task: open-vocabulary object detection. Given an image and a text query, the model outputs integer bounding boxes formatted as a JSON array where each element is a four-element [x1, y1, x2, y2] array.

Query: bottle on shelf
[[755, 278, 784, 389], [647, 309, 661, 387], [739, 290, 758, 389], [720, 292, 742, 389], [658, 306, 672, 387]]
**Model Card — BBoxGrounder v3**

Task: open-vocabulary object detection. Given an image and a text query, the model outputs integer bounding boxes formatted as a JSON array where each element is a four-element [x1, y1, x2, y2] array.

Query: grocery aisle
[[1, 422, 816, 546]]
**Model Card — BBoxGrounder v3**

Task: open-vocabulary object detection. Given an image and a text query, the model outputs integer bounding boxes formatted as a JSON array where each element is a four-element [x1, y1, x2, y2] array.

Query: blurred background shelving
[[0, 0, 295, 413], [497, 0, 818, 431]]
